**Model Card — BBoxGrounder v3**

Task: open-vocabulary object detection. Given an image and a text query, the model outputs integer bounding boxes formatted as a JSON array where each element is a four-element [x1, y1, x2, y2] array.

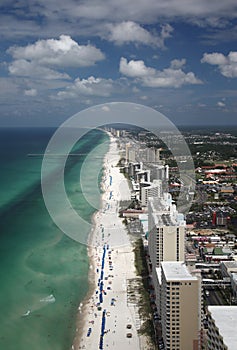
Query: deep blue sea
[[0, 127, 109, 350]]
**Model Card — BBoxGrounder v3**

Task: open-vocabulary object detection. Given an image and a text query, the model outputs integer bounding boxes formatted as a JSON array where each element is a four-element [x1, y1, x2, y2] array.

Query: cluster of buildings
[[197, 164, 237, 186], [147, 190, 202, 349], [196, 164, 237, 202], [110, 128, 237, 350]]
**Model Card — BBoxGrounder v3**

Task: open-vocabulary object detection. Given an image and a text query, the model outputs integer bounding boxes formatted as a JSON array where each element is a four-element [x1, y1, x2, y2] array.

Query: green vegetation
[[134, 239, 149, 278], [127, 199, 142, 210], [139, 319, 156, 342], [122, 218, 128, 226], [190, 202, 203, 212], [116, 157, 126, 167], [133, 239, 157, 348]]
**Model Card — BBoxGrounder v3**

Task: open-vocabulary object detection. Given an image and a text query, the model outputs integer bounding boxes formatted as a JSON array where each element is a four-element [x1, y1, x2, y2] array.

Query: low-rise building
[[220, 261, 237, 278]]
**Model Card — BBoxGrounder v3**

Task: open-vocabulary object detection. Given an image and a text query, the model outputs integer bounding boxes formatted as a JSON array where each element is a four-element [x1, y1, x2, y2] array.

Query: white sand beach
[[72, 135, 148, 350]]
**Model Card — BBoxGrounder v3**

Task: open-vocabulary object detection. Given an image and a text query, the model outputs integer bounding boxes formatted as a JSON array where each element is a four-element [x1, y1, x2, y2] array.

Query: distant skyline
[[0, 0, 237, 127]]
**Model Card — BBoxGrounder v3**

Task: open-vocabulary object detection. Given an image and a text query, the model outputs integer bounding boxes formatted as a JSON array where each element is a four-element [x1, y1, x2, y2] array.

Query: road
[[205, 287, 226, 305]]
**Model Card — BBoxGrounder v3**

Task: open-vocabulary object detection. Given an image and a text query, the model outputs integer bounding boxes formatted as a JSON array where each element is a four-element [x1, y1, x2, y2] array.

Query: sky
[[0, 0, 237, 127]]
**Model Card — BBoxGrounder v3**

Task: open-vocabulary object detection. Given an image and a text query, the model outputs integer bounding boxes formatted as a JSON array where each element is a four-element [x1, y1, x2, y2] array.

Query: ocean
[[0, 127, 109, 350]]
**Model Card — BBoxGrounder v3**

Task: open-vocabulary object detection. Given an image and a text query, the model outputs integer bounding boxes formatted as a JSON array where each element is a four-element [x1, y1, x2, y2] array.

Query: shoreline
[[72, 134, 146, 350], [71, 135, 110, 349]]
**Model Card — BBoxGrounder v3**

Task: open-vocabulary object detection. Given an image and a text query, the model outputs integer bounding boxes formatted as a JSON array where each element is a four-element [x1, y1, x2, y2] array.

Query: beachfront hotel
[[147, 193, 204, 349], [159, 261, 202, 350], [148, 194, 186, 270], [206, 306, 237, 350], [140, 179, 162, 207]]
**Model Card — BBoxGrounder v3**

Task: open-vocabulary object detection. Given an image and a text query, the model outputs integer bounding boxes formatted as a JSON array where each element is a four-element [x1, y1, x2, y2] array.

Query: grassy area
[[133, 238, 157, 348], [134, 238, 149, 279]]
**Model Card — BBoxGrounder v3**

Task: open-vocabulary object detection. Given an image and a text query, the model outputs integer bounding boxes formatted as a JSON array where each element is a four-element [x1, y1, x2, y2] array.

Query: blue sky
[[0, 0, 237, 127]]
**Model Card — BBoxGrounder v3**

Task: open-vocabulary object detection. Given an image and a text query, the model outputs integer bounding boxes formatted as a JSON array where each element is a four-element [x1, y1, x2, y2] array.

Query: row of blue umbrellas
[[99, 309, 107, 349]]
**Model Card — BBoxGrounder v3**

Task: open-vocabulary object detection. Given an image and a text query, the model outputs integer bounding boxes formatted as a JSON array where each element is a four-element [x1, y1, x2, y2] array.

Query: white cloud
[[38, 0, 237, 24], [8, 35, 105, 67], [201, 51, 237, 77], [8, 59, 70, 80], [170, 59, 186, 69], [119, 57, 202, 88], [7, 35, 105, 82], [217, 101, 225, 107], [160, 24, 174, 41], [119, 57, 156, 78], [24, 88, 37, 96], [101, 105, 110, 112], [201, 52, 227, 65], [56, 76, 114, 99], [1, 0, 236, 41], [105, 21, 173, 47], [143, 70, 201, 88]]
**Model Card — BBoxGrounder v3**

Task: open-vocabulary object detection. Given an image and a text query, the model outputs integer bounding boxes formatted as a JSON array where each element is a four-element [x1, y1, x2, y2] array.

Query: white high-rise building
[[136, 169, 151, 183], [150, 164, 166, 181], [206, 306, 237, 350], [160, 262, 202, 350], [149, 164, 169, 192], [148, 195, 186, 269], [140, 180, 162, 207], [146, 147, 160, 163], [125, 143, 136, 163], [128, 148, 136, 163]]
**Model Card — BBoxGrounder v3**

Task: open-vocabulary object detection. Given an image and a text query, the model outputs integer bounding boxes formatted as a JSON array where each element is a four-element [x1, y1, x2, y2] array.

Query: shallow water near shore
[[0, 127, 109, 350]]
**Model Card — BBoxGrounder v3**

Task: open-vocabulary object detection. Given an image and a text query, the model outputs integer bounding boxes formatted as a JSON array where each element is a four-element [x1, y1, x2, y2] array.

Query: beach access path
[[73, 135, 147, 350]]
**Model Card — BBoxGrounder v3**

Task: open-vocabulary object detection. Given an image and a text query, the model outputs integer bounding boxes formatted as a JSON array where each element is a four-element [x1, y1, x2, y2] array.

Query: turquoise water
[[0, 127, 109, 350]]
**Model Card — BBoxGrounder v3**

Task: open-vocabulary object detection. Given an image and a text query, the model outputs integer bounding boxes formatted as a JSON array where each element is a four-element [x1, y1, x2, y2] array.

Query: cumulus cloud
[[8, 35, 105, 67], [201, 52, 227, 65], [1, 0, 237, 42], [105, 21, 173, 47], [201, 51, 237, 77], [119, 57, 202, 88], [170, 59, 186, 69], [140, 95, 148, 100], [8, 59, 70, 80], [7, 35, 105, 82], [119, 57, 156, 78], [24, 88, 37, 96], [26, 1, 237, 25], [217, 101, 225, 107], [56, 76, 114, 99]]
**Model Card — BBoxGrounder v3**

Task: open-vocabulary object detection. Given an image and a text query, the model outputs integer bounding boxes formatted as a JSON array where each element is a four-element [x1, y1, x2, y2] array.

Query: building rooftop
[[232, 273, 237, 282], [149, 196, 185, 227], [161, 261, 197, 281], [208, 306, 237, 350], [221, 261, 237, 269], [149, 196, 167, 212]]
